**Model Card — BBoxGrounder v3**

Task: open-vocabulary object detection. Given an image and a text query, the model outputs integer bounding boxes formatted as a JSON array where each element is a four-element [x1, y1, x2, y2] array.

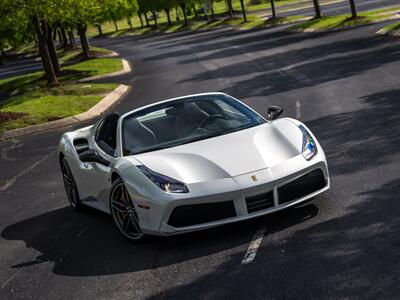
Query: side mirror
[[266, 106, 284, 121], [79, 149, 110, 167]]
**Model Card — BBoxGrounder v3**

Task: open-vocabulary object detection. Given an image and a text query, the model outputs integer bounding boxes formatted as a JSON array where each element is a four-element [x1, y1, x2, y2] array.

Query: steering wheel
[[198, 114, 227, 129]]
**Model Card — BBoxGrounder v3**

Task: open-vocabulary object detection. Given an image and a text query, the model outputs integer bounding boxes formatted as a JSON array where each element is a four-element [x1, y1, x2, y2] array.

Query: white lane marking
[[242, 228, 266, 264], [296, 100, 301, 119], [76, 227, 87, 238], [0, 153, 52, 192], [0, 269, 22, 289], [203, 62, 218, 71]]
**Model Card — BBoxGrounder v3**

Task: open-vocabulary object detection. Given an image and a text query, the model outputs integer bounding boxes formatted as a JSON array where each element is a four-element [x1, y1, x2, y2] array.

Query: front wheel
[[110, 178, 145, 242]]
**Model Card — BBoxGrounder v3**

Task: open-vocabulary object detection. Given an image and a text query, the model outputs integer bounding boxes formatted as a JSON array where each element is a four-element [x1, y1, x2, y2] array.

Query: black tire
[[60, 157, 82, 211], [109, 178, 146, 242]]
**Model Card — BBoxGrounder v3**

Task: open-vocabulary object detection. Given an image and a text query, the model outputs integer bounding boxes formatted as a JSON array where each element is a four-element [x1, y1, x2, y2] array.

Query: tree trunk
[[227, 0, 233, 17], [138, 13, 144, 28], [57, 30, 62, 46], [0, 46, 5, 66], [349, 0, 357, 18], [77, 23, 90, 60], [165, 9, 171, 26], [312, 0, 322, 18], [31, 16, 58, 84], [181, 4, 188, 26], [127, 18, 133, 30], [239, 0, 247, 22], [60, 27, 68, 48], [152, 10, 158, 28], [68, 30, 76, 48], [96, 24, 103, 36], [52, 27, 58, 41], [270, 0, 277, 18], [192, 4, 198, 18], [211, 7, 215, 20], [144, 12, 150, 27], [113, 19, 119, 32], [45, 23, 60, 74]]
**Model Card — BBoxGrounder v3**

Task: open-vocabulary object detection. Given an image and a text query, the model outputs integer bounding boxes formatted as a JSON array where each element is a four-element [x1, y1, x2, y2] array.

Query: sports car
[[59, 92, 329, 241]]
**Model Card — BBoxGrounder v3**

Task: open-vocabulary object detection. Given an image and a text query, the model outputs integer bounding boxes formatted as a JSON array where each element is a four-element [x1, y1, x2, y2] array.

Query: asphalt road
[[1, 0, 399, 79], [2, 17, 400, 299]]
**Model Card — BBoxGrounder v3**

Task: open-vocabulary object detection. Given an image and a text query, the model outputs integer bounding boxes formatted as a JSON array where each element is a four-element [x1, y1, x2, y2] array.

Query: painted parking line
[[296, 100, 301, 119], [241, 228, 266, 264]]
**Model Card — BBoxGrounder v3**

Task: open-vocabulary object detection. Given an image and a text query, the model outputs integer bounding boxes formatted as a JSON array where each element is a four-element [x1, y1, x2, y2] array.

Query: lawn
[[380, 21, 400, 33], [290, 6, 400, 31], [0, 48, 122, 133], [86, 0, 326, 37], [88, 13, 309, 37]]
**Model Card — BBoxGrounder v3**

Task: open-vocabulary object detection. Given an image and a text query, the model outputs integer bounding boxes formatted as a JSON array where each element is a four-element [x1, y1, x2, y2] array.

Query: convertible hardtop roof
[[120, 92, 230, 120]]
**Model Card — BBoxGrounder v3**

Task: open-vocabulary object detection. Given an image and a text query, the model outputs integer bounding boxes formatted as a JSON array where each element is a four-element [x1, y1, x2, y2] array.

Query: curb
[[0, 84, 131, 140], [77, 59, 131, 83], [376, 28, 400, 36]]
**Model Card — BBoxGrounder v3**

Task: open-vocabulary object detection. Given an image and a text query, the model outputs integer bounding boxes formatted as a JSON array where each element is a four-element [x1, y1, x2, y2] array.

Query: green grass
[[0, 83, 117, 132], [381, 21, 400, 33], [0, 47, 123, 133], [290, 6, 400, 31], [240, 15, 310, 29], [57, 46, 113, 64], [89, 13, 308, 38], [86, 0, 326, 38]]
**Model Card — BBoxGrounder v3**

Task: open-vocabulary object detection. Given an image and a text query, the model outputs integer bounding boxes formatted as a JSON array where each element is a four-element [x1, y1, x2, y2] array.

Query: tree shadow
[[178, 31, 391, 66], [308, 88, 400, 176], [150, 178, 400, 299], [1, 203, 318, 277], [218, 39, 400, 99]]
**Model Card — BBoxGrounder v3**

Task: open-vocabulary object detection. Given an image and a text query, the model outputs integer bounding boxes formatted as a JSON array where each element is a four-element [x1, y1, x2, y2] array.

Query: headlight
[[299, 125, 317, 160], [137, 165, 189, 193]]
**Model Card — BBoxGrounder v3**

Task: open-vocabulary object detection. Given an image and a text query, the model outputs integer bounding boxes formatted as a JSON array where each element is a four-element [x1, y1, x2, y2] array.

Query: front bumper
[[136, 154, 329, 236]]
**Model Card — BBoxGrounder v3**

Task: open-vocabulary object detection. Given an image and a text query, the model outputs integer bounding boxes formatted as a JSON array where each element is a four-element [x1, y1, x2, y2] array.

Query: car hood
[[130, 120, 303, 183]]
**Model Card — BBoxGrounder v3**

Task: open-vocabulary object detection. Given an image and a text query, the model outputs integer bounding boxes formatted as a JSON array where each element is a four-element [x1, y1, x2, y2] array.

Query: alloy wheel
[[110, 181, 144, 240], [61, 158, 80, 209]]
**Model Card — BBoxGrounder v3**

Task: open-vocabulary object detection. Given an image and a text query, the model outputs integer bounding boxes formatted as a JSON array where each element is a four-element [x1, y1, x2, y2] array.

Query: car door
[[77, 113, 119, 210]]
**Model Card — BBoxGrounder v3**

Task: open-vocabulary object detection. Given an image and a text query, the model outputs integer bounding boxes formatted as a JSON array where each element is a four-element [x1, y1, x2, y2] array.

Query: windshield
[[122, 94, 265, 155]]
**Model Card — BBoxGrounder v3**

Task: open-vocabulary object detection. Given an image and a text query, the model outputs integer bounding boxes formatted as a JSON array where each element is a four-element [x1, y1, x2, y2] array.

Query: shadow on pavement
[[1, 202, 318, 277], [150, 178, 400, 299], [309, 88, 400, 176]]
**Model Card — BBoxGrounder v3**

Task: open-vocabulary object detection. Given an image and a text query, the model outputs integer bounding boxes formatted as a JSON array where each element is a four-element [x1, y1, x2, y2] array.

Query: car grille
[[245, 191, 274, 213], [168, 201, 236, 228], [278, 169, 326, 205]]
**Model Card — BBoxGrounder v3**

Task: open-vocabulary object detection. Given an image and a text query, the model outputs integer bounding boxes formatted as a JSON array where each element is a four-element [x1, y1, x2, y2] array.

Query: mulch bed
[[0, 111, 27, 122]]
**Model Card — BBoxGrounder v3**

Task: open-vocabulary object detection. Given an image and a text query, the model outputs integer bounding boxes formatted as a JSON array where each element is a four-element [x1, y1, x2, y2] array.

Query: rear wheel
[[110, 178, 145, 241], [61, 157, 82, 210]]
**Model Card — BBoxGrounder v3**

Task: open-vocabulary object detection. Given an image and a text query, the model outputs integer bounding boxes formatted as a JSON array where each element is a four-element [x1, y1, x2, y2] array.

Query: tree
[[349, 0, 357, 18], [1, 0, 62, 84], [100, 0, 138, 32], [0, 7, 31, 67], [239, 0, 247, 22], [159, 0, 174, 26], [269, 0, 277, 19], [137, 0, 151, 27], [312, 0, 322, 18], [227, 0, 233, 17], [0, 0, 138, 83]]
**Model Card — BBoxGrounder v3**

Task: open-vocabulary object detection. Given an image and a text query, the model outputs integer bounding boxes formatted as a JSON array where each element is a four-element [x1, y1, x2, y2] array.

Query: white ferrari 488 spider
[[59, 93, 329, 241]]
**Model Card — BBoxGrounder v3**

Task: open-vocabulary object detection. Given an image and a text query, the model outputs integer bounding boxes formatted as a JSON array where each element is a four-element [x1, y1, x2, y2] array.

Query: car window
[[95, 113, 119, 156], [122, 94, 265, 156]]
